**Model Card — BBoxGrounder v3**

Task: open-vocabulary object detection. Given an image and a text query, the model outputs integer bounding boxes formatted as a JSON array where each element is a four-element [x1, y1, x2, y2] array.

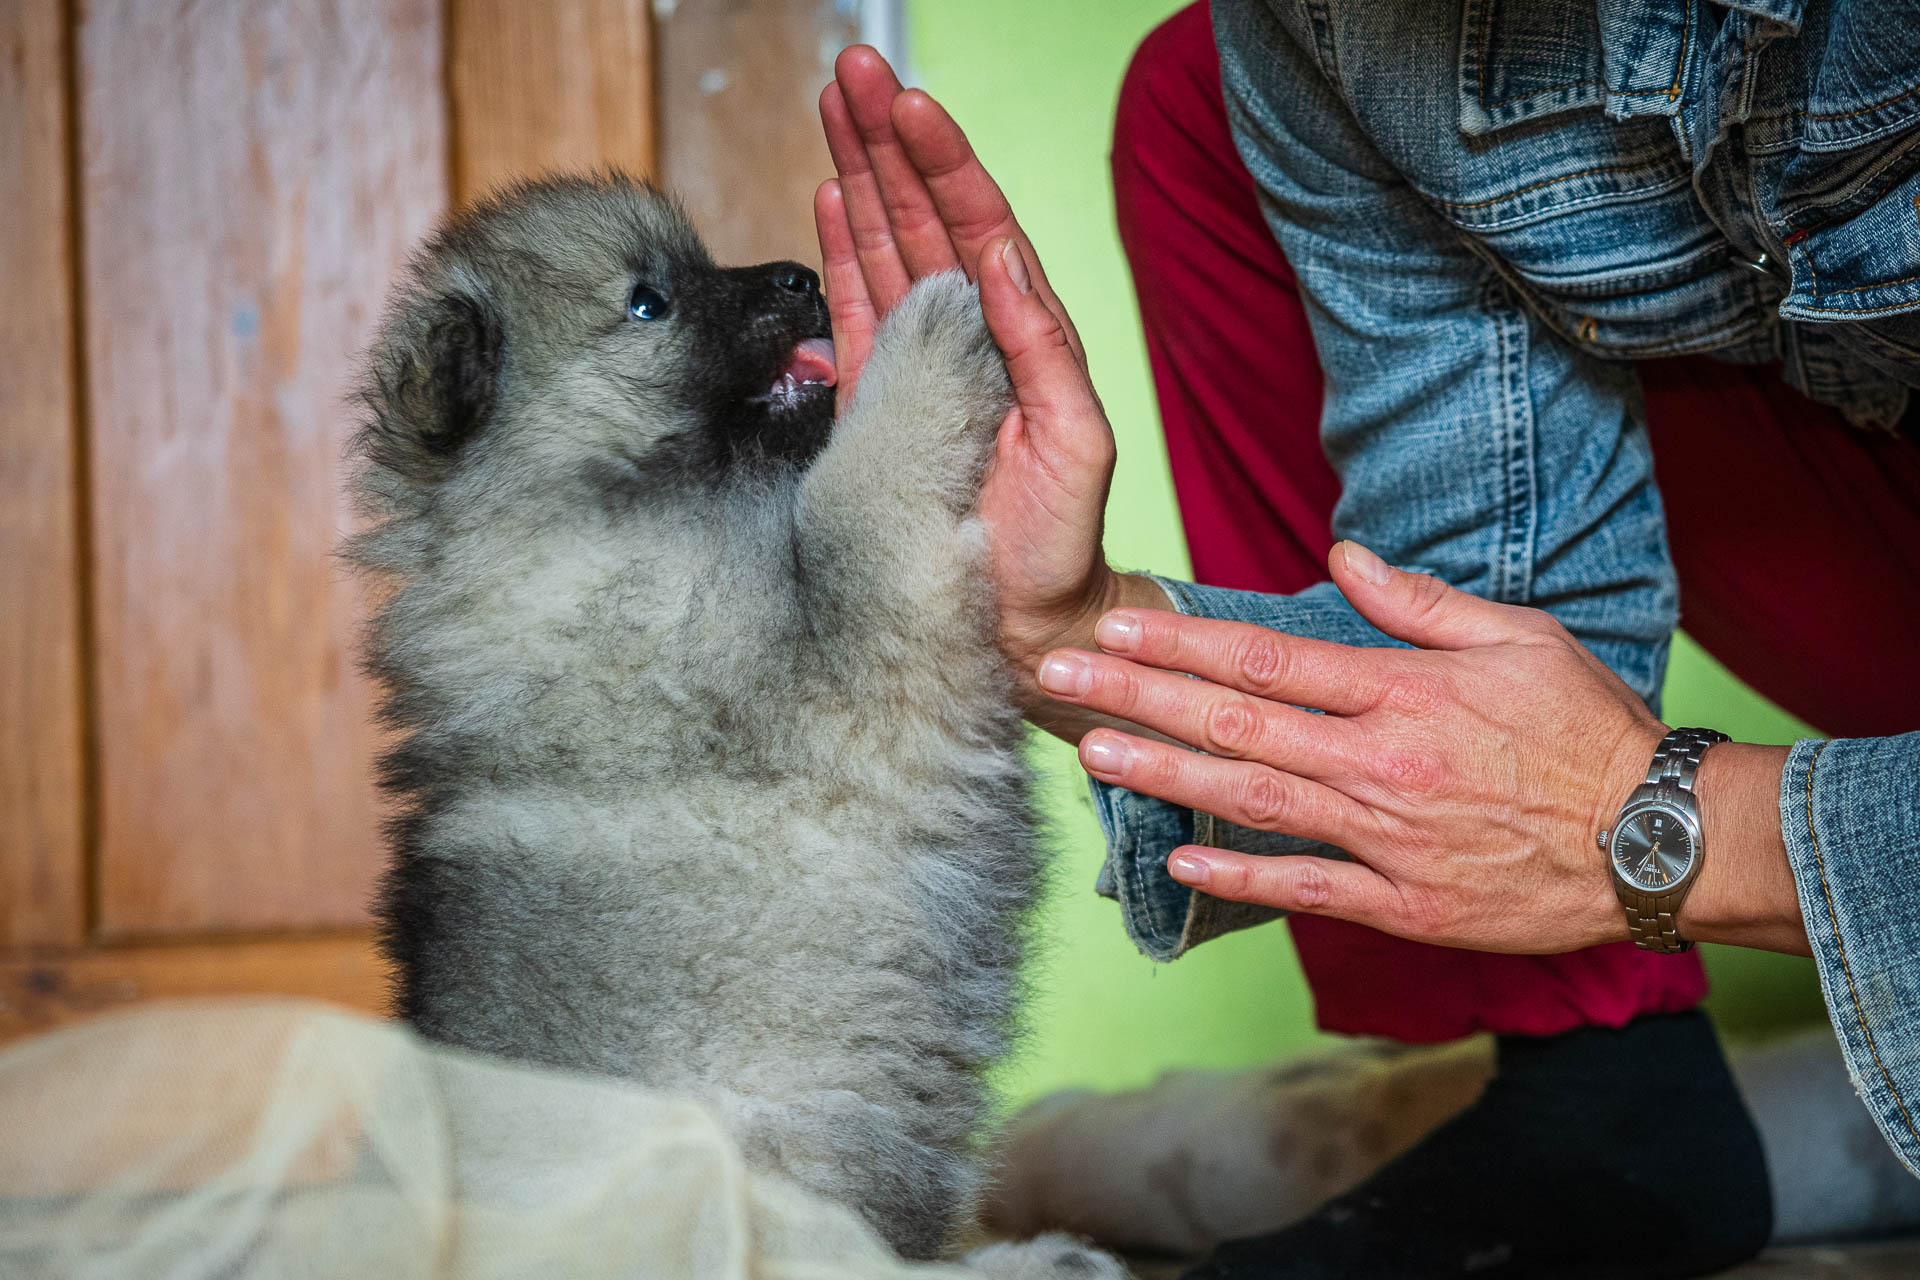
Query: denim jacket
[[1088, 0, 1920, 1177]]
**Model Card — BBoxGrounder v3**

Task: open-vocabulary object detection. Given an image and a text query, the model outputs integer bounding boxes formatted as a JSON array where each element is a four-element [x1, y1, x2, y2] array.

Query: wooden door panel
[[448, 0, 656, 202], [0, 0, 87, 947], [79, 0, 447, 935], [656, 0, 857, 269]]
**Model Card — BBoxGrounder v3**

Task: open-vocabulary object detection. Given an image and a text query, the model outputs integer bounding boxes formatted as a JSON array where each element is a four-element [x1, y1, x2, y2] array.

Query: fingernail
[[1340, 541, 1393, 587], [1169, 853, 1211, 887], [1036, 652, 1091, 696], [1081, 732, 1131, 774], [1094, 611, 1140, 652], [1002, 240, 1032, 294]]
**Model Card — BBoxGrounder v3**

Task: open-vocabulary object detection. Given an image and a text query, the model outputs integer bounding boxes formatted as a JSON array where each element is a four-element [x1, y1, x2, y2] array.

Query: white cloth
[[0, 1000, 969, 1280]]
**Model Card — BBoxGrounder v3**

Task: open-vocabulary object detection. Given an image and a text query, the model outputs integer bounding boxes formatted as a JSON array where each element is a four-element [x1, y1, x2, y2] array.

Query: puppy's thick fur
[[349, 175, 1120, 1277]]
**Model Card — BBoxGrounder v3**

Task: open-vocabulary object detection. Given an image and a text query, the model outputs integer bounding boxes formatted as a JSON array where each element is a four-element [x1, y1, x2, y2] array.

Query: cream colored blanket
[[0, 1000, 969, 1280]]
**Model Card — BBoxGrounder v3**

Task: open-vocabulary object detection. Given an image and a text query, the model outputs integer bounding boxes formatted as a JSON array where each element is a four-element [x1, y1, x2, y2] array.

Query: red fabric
[[1637, 358, 1920, 740], [1109, 1, 1906, 1041]]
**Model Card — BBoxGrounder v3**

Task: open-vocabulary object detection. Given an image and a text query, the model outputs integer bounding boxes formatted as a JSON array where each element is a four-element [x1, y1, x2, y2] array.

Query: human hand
[[815, 47, 1140, 718], [1035, 541, 1672, 954]]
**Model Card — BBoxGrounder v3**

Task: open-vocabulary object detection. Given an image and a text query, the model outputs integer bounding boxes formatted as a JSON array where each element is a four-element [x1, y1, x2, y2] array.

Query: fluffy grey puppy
[[348, 175, 1124, 1279]]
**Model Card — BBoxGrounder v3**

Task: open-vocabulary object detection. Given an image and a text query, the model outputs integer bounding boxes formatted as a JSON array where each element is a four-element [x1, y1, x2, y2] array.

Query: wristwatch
[[1600, 727, 1729, 954]]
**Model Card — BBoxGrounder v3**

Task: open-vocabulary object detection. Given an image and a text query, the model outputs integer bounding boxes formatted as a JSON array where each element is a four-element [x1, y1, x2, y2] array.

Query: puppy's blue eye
[[628, 284, 669, 321]]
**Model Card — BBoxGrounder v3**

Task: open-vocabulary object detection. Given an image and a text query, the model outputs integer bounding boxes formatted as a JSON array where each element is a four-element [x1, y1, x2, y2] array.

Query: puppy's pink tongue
[[781, 338, 837, 387]]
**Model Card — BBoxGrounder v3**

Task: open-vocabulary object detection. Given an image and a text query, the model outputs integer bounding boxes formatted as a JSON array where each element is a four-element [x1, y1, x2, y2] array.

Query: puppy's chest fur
[[381, 497, 1036, 1087]]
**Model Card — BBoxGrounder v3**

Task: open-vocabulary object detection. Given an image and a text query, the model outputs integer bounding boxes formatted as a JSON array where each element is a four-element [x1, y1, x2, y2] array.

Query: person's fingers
[[1163, 846, 1403, 926], [1078, 730, 1367, 844], [820, 79, 914, 314], [1039, 648, 1354, 778], [814, 180, 877, 408], [833, 46, 964, 279], [978, 238, 1112, 474], [1328, 542, 1548, 651], [1087, 608, 1399, 716], [892, 90, 1086, 365]]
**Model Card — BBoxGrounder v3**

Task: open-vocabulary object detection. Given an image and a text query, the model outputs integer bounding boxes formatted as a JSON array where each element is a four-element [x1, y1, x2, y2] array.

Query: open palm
[[814, 47, 1124, 685]]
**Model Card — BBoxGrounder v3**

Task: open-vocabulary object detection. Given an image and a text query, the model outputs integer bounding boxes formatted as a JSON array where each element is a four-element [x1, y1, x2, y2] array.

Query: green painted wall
[[904, 0, 1828, 1112]]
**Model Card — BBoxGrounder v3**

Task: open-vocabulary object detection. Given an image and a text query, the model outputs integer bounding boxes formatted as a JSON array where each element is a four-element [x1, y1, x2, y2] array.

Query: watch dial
[[1612, 810, 1695, 892]]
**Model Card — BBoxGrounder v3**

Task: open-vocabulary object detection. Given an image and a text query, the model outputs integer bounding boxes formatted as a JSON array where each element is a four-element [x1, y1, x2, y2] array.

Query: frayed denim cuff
[[1088, 574, 1354, 962], [1781, 732, 1920, 1178]]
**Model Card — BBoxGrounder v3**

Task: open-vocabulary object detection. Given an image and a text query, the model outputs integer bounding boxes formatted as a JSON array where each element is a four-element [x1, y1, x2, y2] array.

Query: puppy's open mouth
[[763, 337, 836, 411]]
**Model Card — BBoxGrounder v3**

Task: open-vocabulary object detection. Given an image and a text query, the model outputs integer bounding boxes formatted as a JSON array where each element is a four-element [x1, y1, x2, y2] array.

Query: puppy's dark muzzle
[[722, 260, 831, 342], [694, 260, 838, 464]]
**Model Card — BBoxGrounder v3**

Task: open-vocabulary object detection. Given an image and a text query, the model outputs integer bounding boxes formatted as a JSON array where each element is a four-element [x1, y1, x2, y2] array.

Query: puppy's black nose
[[771, 264, 819, 296]]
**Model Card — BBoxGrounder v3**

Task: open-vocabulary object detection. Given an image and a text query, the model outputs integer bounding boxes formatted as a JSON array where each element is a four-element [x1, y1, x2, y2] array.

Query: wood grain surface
[[448, 0, 656, 203], [76, 0, 447, 935], [0, 933, 391, 1044], [656, 0, 856, 268], [0, 0, 87, 947]]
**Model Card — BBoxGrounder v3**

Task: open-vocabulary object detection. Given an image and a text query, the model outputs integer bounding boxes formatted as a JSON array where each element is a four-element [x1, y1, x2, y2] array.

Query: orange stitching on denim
[[1746, 81, 1920, 129], [1790, 239, 1920, 299], [1813, 271, 1920, 298], [1805, 80, 1920, 122], [1428, 160, 1673, 210], [1790, 235, 1920, 300], [1668, 1, 1689, 102], [1791, 293, 1920, 314], [1805, 741, 1920, 1148]]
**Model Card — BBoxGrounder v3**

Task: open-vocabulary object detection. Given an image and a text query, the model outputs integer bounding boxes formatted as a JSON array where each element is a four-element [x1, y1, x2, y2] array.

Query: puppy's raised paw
[[859, 271, 1013, 439], [962, 1233, 1132, 1280]]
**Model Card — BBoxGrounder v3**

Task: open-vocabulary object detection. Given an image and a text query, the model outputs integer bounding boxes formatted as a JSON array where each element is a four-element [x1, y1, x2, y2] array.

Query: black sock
[[1181, 1010, 1772, 1280]]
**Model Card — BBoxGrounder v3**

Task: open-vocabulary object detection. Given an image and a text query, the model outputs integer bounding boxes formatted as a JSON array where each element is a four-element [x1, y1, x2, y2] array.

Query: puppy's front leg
[[794, 272, 1012, 641]]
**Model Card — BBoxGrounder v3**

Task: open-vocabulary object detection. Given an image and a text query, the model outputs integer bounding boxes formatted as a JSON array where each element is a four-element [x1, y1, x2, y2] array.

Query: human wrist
[[1674, 742, 1808, 954], [1588, 718, 1670, 946], [1011, 571, 1170, 741]]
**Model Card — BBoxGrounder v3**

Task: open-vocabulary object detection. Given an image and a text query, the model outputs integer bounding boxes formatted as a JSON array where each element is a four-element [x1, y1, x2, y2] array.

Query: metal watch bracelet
[[1612, 727, 1728, 954]]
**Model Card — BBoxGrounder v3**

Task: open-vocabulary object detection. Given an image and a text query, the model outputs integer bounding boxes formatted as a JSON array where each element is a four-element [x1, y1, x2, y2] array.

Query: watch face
[[1612, 808, 1696, 892]]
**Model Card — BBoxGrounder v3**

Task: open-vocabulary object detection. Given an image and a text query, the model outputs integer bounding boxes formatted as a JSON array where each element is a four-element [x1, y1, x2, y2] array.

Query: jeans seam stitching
[[1489, 280, 1533, 603], [1789, 241, 1920, 301], [1802, 79, 1920, 124], [1300, 0, 1342, 92], [1805, 739, 1920, 1146], [1427, 159, 1683, 212], [1789, 294, 1920, 314], [1512, 310, 1535, 603]]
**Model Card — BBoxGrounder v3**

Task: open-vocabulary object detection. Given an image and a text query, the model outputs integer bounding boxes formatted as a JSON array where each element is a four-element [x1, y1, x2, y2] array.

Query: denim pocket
[[1412, 112, 1759, 355], [1780, 163, 1920, 387], [1457, 0, 1690, 136], [1434, 0, 1761, 356]]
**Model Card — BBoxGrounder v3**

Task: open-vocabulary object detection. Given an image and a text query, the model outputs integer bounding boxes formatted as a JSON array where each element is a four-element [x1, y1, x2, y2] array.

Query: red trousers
[[1111, 3, 1920, 1041]]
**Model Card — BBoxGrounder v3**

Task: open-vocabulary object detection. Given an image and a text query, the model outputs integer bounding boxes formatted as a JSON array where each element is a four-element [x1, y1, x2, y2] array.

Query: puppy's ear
[[360, 289, 503, 483]]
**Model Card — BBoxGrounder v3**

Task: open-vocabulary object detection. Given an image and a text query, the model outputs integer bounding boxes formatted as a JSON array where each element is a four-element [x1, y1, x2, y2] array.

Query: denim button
[[1736, 250, 1774, 277]]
